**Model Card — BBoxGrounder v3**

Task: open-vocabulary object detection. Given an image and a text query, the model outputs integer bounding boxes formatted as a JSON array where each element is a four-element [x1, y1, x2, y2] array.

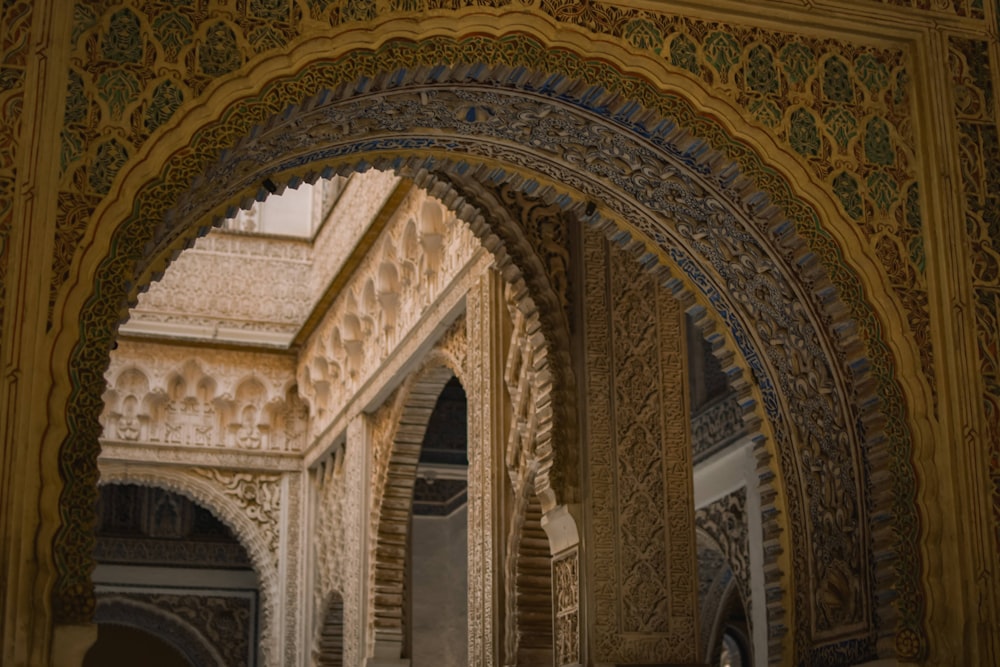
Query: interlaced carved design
[[102, 340, 306, 453], [582, 233, 699, 663]]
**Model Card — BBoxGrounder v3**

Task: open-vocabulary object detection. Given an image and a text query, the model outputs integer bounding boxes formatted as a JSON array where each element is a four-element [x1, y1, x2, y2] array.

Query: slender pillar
[[466, 268, 509, 666], [278, 470, 306, 665]]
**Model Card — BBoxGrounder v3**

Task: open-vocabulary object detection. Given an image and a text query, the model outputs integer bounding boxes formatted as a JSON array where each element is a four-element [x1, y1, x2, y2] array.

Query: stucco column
[[277, 470, 306, 665], [580, 230, 701, 666], [466, 267, 508, 666]]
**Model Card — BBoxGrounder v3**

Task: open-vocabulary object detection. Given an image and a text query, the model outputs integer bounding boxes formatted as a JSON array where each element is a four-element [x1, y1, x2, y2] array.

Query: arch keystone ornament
[[33, 12, 935, 666]]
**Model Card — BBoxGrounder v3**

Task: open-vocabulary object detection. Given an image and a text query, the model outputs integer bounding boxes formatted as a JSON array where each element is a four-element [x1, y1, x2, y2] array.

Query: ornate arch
[[94, 595, 226, 667], [97, 464, 279, 666], [367, 355, 463, 658], [48, 19, 925, 663]]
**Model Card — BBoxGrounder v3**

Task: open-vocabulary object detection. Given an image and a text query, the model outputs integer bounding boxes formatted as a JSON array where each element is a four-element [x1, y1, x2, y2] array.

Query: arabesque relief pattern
[[297, 190, 478, 434], [102, 340, 306, 453], [46, 8, 925, 661], [126, 231, 313, 340], [0, 0, 31, 334], [948, 38, 1000, 560], [583, 232, 698, 663]]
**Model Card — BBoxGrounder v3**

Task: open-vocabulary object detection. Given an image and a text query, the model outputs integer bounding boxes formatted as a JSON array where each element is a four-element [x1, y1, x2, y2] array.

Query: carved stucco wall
[[948, 34, 1000, 582], [7, 1, 993, 663], [297, 187, 479, 435], [0, 0, 31, 333]]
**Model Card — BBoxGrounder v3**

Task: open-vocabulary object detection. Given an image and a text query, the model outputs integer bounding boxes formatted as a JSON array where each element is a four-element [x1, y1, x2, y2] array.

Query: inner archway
[[408, 375, 469, 666]]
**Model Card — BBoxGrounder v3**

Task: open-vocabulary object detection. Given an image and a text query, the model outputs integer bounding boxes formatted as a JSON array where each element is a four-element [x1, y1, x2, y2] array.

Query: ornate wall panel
[[582, 232, 699, 663], [949, 36, 1000, 563], [48, 12, 927, 663], [466, 269, 501, 667], [123, 231, 313, 343], [54, 0, 934, 401], [0, 0, 31, 334]]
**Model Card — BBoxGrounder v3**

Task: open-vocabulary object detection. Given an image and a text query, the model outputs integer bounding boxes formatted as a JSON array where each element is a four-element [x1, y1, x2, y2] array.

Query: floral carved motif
[[102, 340, 307, 453], [553, 550, 580, 667], [583, 231, 698, 663], [189, 468, 282, 556], [696, 488, 751, 613]]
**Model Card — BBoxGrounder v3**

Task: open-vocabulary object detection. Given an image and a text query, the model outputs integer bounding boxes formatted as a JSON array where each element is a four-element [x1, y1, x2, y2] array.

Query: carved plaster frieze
[[123, 232, 312, 342], [187, 468, 283, 557], [297, 185, 481, 436], [101, 339, 307, 454]]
